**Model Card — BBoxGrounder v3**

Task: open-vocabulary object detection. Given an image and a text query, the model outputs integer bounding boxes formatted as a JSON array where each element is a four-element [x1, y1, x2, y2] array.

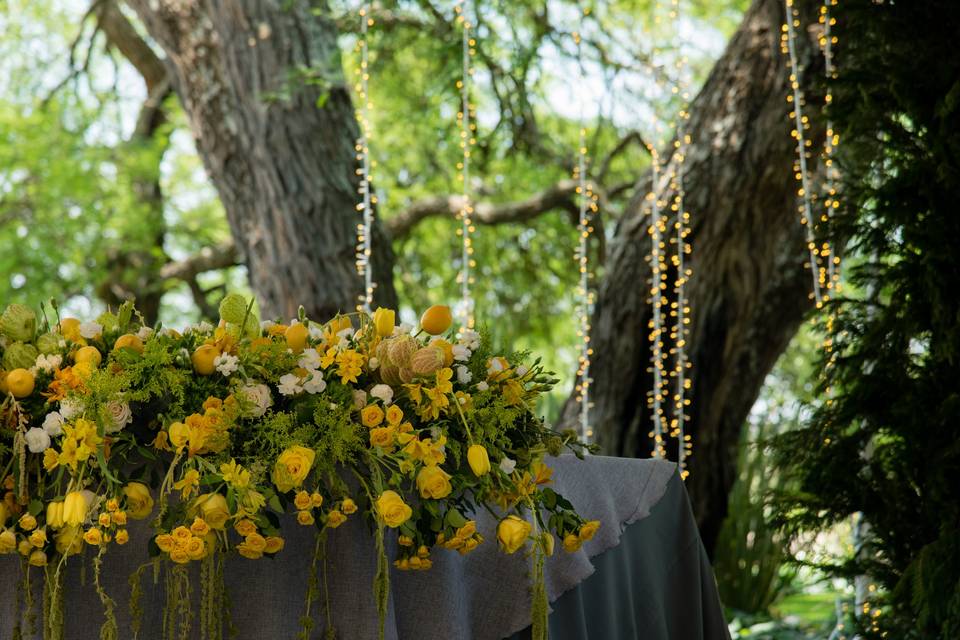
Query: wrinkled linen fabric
[[1, 456, 713, 639]]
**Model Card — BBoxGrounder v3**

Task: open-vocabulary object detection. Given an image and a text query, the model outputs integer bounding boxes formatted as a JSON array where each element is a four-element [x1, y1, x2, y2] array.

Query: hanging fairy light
[[646, 1, 670, 460], [572, 23, 598, 443], [781, 0, 825, 308], [819, 0, 841, 293], [353, 4, 377, 313], [455, 0, 477, 330], [667, 0, 693, 478]]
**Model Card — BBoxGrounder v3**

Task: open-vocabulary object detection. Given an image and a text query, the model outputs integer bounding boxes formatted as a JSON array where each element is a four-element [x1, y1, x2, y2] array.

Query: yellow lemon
[[6, 369, 35, 398], [114, 334, 144, 354], [420, 305, 453, 335], [192, 345, 220, 376], [74, 346, 102, 369], [284, 323, 309, 353]]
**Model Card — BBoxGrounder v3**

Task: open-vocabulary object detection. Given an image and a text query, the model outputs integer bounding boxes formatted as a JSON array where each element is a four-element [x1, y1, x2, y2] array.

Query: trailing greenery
[[769, 1, 960, 637]]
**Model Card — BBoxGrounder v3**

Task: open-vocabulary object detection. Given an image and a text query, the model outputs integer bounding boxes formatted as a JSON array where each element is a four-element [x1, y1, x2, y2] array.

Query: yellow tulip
[[73, 346, 102, 369], [372, 308, 396, 337], [467, 444, 491, 476], [420, 305, 453, 335], [285, 323, 309, 353]]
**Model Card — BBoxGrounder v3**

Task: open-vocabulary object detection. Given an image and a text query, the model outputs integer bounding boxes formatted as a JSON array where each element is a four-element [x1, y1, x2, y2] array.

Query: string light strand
[[353, 5, 376, 312], [455, 0, 477, 330]]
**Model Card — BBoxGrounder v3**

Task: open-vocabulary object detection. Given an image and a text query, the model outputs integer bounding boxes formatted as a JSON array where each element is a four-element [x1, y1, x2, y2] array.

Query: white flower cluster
[[33, 353, 63, 374], [78, 321, 102, 339], [214, 353, 239, 376], [278, 347, 327, 397]]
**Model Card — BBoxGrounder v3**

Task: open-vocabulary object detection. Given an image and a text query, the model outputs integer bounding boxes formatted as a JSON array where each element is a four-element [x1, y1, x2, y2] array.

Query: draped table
[[1, 456, 730, 639]]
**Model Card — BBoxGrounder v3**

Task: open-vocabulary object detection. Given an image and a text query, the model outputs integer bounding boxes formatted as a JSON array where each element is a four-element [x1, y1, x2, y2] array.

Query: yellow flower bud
[[28, 550, 47, 567], [0, 530, 16, 554], [467, 444, 491, 476], [420, 305, 453, 335], [372, 307, 396, 337], [496, 515, 532, 554]]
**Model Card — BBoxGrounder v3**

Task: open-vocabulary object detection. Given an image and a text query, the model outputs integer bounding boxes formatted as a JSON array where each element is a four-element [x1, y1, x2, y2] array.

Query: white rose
[[240, 383, 274, 416], [43, 412, 65, 437], [78, 321, 103, 339], [25, 427, 51, 453], [59, 398, 84, 420], [499, 457, 517, 475], [104, 401, 133, 434], [370, 384, 393, 405]]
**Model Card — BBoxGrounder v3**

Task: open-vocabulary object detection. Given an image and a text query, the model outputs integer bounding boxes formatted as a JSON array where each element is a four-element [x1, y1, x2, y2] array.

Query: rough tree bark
[[126, 0, 397, 321], [561, 0, 824, 555]]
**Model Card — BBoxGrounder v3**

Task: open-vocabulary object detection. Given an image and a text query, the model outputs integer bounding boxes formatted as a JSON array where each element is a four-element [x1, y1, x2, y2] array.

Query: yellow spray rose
[[0, 530, 16, 554], [264, 536, 285, 554], [372, 307, 396, 337], [562, 533, 582, 553], [467, 444, 491, 476], [361, 404, 385, 428], [497, 515, 532, 554], [123, 482, 154, 520], [195, 493, 230, 530], [416, 465, 453, 500], [293, 491, 313, 511], [18, 514, 37, 531], [115, 529, 130, 545], [375, 490, 412, 528], [326, 510, 347, 528], [271, 446, 316, 493], [341, 498, 358, 515], [83, 528, 102, 546], [578, 520, 601, 542], [28, 550, 47, 567]]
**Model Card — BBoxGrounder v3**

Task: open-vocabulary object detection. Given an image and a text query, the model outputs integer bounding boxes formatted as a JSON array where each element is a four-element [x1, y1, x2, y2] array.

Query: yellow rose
[[293, 491, 313, 511], [416, 465, 453, 500], [311, 492, 324, 508], [562, 533, 582, 553], [195, 493, 230, 530], [115, 529, 130, 545], [170, 549, 190, 564], [18, 513, 37, 532], [155, 534, 175, 553], [385, 405, 404, 426], [63, 491, 89, 527], [361, 404, 385, 428], [326, 510, 347, 528], [375, 490, 412, 528], [234, 519, 257, 537], [0, 529, 16, 554], [372, 307, 396, 337], [297, 510, 315, 526], [123, 482, 154, 520], [341, 498, 358, 515], [83, 527, 102, 546], [98, 513, 111, 527], [578, 520, 601, 542], [467, 444, 491, 476], [190, 517, 211, 537], [264, 536, 285, 554], [244, 533, 267, 552], [497, 515, 531, 554], [369, 426, 394, 449], [271, 446, 316, 493], [28, 550, 47, 567], [186, 536, 206, 560], [172, 526, 193, 545]]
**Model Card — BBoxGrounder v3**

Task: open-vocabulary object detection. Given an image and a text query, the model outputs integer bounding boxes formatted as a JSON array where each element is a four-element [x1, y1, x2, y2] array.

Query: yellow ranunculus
[[63, 491, 88, 527], [562, 533, 582, 553], [195, 493, 230, 530], [373, 307, 396, 337], [168, 422, 190, 451], [416, 465, 453, 500], [271, 446, 316, 493], [0, 530, 17, 554], [375, 490, 412, 528], [497, 515, 532, 554], [578, 520, 601, 542], [123, 482, 154, 520], [467, 444, 491, 476], [361, 404, 385, 428]]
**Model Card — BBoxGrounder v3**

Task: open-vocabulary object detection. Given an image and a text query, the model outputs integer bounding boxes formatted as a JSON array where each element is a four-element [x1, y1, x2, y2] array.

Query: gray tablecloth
[[1, 456, 729, 639]]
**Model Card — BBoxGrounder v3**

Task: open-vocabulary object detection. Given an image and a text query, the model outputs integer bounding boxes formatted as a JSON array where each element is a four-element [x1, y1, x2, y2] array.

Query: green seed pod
[[0, 304, 37, 342], [2, 342, 39, 370]]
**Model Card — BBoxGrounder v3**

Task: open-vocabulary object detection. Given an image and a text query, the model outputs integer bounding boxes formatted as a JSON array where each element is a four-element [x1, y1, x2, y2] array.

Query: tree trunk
[[562, 0, 824, 555], [126, 0, 397, 322]]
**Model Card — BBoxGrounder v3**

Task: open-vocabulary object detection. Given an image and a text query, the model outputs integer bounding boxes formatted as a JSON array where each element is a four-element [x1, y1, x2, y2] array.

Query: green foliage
[[769, 2, 960, 637]]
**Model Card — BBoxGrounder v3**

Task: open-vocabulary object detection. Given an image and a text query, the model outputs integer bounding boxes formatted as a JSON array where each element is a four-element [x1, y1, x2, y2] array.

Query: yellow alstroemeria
[[220, 459, 250, 489], [172, 469, 200, 500]]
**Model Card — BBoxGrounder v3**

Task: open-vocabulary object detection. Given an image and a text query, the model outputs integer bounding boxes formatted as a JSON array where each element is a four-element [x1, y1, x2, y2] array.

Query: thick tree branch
[[159, 241, 240, 282], [96, 0, 167, 93], [387, 180, 579, 239]]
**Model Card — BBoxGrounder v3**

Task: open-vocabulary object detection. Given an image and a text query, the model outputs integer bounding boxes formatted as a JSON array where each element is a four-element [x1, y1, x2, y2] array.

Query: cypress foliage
[[770, 1, 960, 637]]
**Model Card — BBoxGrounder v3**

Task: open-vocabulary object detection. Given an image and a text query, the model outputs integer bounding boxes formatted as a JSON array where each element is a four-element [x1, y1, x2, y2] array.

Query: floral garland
[[0, 296, 596, 640]]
